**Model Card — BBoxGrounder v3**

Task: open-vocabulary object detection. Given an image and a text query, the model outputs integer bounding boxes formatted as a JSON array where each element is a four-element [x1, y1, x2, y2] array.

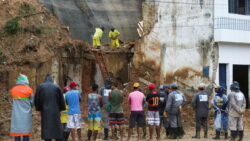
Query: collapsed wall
[[0, 0, 133, 138], [133, 0, 218, 93]]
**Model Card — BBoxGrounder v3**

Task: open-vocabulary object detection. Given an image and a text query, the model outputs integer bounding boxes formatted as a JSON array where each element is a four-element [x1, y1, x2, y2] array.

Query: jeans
[[14, 136, 29, 141]]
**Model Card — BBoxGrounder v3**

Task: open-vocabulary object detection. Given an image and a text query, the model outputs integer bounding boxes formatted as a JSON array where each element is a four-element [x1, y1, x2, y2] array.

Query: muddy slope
[[38, 0, 143, 43]]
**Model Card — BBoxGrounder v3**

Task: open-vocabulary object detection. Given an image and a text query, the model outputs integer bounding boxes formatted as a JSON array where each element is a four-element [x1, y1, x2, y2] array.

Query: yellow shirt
[[93, 28, 104, 40], [109, 30, 120, 39], [61, 94, 68, 123]]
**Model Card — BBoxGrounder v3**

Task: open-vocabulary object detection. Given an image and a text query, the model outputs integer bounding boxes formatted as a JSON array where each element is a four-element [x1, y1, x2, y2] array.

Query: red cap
[[148, 84, 155, 90], [63, 86, 70, 93], [69, 81, 77, 88]]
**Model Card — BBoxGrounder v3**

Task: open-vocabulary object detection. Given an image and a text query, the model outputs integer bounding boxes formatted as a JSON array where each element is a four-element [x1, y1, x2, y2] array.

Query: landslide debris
[[0, 0, 73, 68], [0, 0, 78, 139]]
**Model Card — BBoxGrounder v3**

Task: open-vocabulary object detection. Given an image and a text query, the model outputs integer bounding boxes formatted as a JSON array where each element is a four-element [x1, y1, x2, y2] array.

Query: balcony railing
[[215, 17, 250, 31]]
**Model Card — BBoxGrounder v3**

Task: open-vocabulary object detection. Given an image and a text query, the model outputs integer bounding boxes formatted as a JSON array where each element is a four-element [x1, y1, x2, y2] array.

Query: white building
[[214, 0, 250, 107], [134, 0, 250, 107], [134, 0, 215, 90]]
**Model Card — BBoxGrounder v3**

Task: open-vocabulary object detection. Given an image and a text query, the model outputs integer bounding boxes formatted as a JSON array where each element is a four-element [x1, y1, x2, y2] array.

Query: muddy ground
[[1, 94, 250, 141], [0, 0, 250, 141], [1, 120, 250, 141]]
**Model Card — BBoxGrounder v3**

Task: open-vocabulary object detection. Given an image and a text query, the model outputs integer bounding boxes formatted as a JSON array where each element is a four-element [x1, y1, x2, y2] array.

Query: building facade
[[134, 0, 250, 107], [214, 0, 250, 107]]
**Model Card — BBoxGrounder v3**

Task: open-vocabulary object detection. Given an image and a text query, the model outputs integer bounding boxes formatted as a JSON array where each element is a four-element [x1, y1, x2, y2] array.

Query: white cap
[[198, 83, 206, 89]]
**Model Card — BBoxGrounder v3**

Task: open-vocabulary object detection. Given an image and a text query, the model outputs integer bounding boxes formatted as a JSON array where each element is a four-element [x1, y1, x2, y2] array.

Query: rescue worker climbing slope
[[191, 83, 209, 139], [212, 86, 228, 139], [10, 74, 34, 141], [109, 28, 120, 49], [92, 26, 104, 49], [165, 83, 186, 139], [228, 82, 246, 141]]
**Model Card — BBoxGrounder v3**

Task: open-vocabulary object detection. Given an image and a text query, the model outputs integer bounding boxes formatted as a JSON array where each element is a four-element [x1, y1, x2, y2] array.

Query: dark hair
[[112, 82, 118, 88], [171, 87, 178, 90], [198, 87, 204, 91], [92, 84, 99, 91]]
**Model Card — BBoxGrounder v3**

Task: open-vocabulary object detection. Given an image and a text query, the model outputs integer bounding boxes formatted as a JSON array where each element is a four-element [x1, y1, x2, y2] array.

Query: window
[[202, 66, 209, 78], [219, 64, 227, 89], [229, 0, 250, 15]]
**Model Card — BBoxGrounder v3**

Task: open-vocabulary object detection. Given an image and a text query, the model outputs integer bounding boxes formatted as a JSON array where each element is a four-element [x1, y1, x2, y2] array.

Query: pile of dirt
[[0, 0, 74, 68], [0, 0, 79, 139]]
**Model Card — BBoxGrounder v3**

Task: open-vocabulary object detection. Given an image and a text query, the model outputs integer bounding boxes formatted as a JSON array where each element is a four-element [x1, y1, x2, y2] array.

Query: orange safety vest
[[10, 85, 33, 100]]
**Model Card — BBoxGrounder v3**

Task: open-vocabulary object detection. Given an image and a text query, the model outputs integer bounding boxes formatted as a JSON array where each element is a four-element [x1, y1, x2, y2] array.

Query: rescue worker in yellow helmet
[[93, 26, 105, 49], [109, 28, 120, 49]]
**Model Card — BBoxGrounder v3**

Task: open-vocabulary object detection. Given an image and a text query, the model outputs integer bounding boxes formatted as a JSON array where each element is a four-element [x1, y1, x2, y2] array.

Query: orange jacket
[[10, 85, 33, 100]]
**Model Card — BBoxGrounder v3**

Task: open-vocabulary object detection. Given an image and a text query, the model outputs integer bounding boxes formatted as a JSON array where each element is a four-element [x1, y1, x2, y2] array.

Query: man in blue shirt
[[66, 82, 81, 141]]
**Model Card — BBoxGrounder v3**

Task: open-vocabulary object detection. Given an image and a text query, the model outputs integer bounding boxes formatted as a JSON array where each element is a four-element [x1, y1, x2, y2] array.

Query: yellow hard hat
[[214, 84, 220, 89], [133, 82, 140, 87]]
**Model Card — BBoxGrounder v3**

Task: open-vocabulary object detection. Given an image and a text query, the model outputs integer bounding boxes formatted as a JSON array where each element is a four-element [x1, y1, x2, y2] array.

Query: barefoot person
[[65, 82, 82, 141], [109, 82, 125, 140], [87, 84, 102, 141], [127, 83, 145, 141], [146, 84, 160, 141]]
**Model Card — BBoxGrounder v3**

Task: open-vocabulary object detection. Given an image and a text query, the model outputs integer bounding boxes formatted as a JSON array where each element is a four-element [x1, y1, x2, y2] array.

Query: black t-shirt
[[146, 91, 160, 111], [159, 90, 168, 114]]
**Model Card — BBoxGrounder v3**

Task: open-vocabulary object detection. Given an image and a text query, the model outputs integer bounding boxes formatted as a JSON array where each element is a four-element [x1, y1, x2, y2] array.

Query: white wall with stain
[[136, 0, 216, 88], [66, 64, 83, 93], [51, 57, 60, 84]]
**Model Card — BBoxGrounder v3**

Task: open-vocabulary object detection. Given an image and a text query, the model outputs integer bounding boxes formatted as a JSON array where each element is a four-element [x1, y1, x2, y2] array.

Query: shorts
[[88, 112, 101, 130], [129, 111, 145, 128], [67, 114, 81, 129], [147, 111, 160, 126], [109, 113, 125, 126]]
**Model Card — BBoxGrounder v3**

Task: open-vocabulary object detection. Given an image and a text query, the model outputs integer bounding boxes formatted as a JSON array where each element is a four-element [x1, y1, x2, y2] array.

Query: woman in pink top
[[127, 83, 145, 141]]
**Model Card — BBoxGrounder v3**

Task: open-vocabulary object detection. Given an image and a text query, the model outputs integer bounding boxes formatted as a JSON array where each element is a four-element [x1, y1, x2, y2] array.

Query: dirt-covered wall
[[133, 0, 218, 91], [0, 48, 132, 118]]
